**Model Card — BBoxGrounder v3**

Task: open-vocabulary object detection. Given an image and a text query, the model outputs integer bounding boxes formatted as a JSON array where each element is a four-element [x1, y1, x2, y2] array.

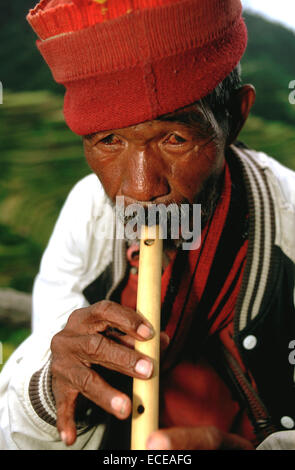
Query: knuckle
[[50, 359, 67, 381], [50, 331, 63, 353], [85, 334, 105, 358], [94, 300, 113, 319], [66, 308, 83, 327], [50, 333, 74, 379], [77, 302, 112, 331], [96, 300, 140, 331], [119, 348, 137, 369], [75, 370, 93, 395], [50, 330, 72, 355], [50, 360, 59, 378], [109, 343, 138, 371]]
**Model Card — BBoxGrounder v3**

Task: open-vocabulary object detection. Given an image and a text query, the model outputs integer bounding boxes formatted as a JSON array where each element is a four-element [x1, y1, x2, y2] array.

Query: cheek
[[84, 147, 122, 199], [98, 167, 121, 199], [170, 143, 224, 200]]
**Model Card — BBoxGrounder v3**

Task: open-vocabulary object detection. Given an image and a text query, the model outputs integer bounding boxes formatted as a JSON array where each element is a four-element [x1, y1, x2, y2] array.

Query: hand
[[146, 426, 255, 450], [50, 300, 169, 446]]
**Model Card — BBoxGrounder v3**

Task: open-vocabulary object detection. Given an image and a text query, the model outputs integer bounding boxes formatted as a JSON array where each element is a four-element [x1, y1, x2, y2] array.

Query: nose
[[121, 149, 170, 202]]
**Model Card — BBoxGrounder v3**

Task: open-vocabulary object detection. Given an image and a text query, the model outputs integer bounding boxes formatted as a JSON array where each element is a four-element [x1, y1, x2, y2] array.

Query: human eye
[[98, 134, 122, 145], [163, 133, 187, 146]]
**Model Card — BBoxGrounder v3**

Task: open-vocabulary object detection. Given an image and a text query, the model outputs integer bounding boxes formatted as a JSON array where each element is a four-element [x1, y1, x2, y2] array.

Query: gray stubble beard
[[114, 169, 223, 251]]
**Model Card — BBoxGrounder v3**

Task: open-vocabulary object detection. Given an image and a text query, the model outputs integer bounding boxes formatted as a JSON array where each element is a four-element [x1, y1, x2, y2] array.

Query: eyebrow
[[157, 112, 201, 126], [84, 132, 100, 140], [157, 110, 215, 138], [84, 109, 215, 140]]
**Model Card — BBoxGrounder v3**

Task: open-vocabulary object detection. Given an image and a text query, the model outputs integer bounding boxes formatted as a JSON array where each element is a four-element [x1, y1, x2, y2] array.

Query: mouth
[[115, 195, 188, 225], [113, 195, 201, 250], [120, 195, 185, 210]]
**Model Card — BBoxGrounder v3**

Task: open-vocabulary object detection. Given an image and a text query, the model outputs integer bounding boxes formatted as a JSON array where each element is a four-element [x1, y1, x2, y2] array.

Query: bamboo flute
[[131, 224, 163, 450]]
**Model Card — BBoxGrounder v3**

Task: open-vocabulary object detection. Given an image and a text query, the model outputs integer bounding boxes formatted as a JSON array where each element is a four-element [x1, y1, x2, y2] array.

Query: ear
[[226, 84, 256, 146]]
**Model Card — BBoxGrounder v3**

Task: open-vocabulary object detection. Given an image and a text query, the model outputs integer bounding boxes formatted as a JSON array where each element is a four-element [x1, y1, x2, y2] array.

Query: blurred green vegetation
[[0, 326, 30, 372], [0, 92, 90, 358], [239, 116, 295, 170], [0, 91, 90, 293], [241, 13, 295, 127], [0, 1, 63, 94], [0, 6, 295, 359]]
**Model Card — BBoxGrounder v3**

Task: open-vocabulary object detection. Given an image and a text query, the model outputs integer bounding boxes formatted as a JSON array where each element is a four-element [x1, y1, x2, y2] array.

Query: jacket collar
[[230, 144, 280, 335]]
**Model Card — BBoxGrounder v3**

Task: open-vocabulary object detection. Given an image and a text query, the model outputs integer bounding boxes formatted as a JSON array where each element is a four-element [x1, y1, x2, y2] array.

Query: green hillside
[[0, 1, 63, 94], [0, 91, 89, 292], [241, 13, 295, 126]]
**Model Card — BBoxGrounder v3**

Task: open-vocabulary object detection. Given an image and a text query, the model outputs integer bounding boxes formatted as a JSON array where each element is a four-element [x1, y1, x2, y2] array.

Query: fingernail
[[147, 433, 171, 450], [60, 431, 68, 445], [111, 396, 127, 415], [162, 332, 170, 343], [137, 323, 153, 339], [135, 359, 153, 378], [161, 332, 170, 346]]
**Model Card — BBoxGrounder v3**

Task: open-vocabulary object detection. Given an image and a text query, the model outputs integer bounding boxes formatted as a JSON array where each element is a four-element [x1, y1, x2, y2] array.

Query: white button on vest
[[242, 335, 257, 350], [280, 416, 295, 429]]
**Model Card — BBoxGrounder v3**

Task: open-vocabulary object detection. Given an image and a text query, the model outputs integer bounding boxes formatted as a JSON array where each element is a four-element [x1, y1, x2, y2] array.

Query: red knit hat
[[27, 0, 247, 135]]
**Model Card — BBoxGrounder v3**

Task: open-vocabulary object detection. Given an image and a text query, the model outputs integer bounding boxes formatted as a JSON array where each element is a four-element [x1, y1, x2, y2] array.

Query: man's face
[[83, 104, 226, 211]]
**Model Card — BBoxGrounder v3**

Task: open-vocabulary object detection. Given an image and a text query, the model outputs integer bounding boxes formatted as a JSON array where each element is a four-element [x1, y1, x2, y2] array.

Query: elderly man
[[0, 0, 295, 451]]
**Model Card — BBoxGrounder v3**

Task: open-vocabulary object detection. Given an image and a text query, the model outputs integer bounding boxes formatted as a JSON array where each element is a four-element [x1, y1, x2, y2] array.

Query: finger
[[146, 426, 254, 450], [63, 364, 132, 420], [54, 384, 78, 446], [106, 331, 170, 354], [67, 301, 154, 340], [65, 334, 154, 379], [160, 332, 170, 354], [104, 330, 135, 348]]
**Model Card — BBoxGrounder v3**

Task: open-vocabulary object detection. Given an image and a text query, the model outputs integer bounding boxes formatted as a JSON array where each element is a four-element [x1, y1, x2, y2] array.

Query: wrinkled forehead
[[84, 102, 222, 141]]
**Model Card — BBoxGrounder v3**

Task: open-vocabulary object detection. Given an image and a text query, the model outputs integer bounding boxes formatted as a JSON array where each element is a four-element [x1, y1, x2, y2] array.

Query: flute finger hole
[[144, 239, 155, 246], [137, 404, 145, 414]]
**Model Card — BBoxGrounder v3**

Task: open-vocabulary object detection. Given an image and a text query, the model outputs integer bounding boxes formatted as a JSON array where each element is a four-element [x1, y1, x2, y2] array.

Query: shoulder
[[232, 144, 295, 263], [232, 144, 295, 209], [253, 150, 295, 206], [44, 173, 113, 257], [64, 173, 108, 215], [54, 173, 113, 235], [69, 173, 103, 193], [36, 174, 114, 290]]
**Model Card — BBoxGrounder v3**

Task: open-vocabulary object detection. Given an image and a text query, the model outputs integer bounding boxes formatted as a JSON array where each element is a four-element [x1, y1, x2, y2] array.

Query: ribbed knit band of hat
[[27, 0, 247, 136]]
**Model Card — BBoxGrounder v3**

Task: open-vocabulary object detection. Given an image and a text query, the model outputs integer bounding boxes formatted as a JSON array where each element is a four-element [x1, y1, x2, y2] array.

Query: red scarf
[[121, 160, 254, 441], [158, 162, 248, 371], [122, 162, 249, 361]]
